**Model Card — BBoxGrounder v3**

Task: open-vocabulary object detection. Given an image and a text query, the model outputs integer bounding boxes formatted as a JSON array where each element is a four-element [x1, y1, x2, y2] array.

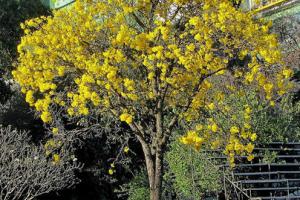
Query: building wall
[[40, 0, 74, 9]]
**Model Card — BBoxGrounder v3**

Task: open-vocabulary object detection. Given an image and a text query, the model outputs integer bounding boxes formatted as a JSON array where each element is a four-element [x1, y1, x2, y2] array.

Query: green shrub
[[165, 140, 221, 199], [117, 169, 150, 200], [251, 95, 300, 143]]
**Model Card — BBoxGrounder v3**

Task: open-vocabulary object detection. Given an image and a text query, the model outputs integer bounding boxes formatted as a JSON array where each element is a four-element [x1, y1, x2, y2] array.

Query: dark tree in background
[[0, 0, 48, 72]]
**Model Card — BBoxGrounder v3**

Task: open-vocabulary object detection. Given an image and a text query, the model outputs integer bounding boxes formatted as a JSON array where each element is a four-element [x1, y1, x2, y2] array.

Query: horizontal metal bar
[[239, 178, 300, 184], [246, 186, 300, 191], [222, 163, 300, 167], [253, 0, 291, 13], [213, 155, 300, 159], [259, 196, 300, 199], [234, 171, 300, 176], [254, 148, 300, 151]]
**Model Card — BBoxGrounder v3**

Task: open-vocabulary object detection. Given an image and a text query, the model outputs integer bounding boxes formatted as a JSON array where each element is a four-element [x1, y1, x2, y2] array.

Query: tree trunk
[[150, 183, 161, 200], [146, 147, 163, 200], [137, 135, 164, 200], [152, 146, 164, 200], [134, 97, 165, 200]]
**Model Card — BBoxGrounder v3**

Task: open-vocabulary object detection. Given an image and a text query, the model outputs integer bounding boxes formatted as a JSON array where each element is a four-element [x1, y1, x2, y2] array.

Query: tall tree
[[13, 0, 293, 199]]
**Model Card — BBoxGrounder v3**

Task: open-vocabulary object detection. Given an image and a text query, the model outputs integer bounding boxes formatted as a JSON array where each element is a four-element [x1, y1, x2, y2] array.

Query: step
[[254, 196, 300, 200], [223, 163, 300, 168], [268, 142, 300, 145], [234, 171, 300, 176], [206, 146, 300, 154], [245, 186, 300, 191], [213, 155, 300, 159], [254, 148, 300, 151], [239, 178, 300, 184]]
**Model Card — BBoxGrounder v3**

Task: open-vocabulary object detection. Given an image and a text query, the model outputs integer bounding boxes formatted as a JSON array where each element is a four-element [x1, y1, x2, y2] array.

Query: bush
[[0, 126, 81, 200], [165, 139, 221, 199], [252, 95, 300, 143], [117, 169, 150, 200]]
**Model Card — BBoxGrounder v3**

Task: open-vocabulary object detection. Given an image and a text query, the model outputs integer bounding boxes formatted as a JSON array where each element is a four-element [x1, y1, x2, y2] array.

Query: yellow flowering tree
[[13, 0, 293, 199]]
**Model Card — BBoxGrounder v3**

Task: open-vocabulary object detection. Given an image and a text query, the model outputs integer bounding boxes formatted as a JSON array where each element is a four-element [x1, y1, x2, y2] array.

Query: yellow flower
[[189, 17, 200, 26], [108, 169, 114, 175], [245, 107, 252, 114], [230, 126, 239, 134], [52, 127, 59, 135], [25, 90, 35, 105], [180, 137, 188, 144], [41, 111, 52, 123], [53, 154, 60, 164], [263, 83, 273, 94], [282, 68, 293, 79], [211, 123, 218, 133], [186, 44, 195, 51], [245, 143, 254, 153], [180, 130, 204, 150], [67, 108, 75, 116], [123, 6, 134, 14], [107, 71, 117, 80], [120, 113, 133, 124], [250, 133, 257, 141], [247, 154, 254, 161], [244, 123, 251, 129], [241, 131, 248, 139], [124, 78, 135, 91], [207, 103, 215, 110], [234, 143, 244, 152], [124, 146, 130, 153]]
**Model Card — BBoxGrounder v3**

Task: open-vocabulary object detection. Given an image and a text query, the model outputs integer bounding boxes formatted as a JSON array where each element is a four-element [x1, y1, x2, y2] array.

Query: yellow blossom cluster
[[52, 154, 60, 164], [108, 163, 116, 175], [124, 146, 130, 153], [180, 131, 204, 151], [44, 138, 62, 157], [120, 113, 133, 124]]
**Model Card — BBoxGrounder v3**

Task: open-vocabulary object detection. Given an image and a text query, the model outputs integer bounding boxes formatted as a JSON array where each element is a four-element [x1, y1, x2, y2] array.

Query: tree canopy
[[13, 0, 294, 199]]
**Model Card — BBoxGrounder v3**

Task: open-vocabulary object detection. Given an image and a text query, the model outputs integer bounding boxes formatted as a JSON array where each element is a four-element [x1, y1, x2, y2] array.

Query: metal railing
[[203, 151, 251, 199], [247, 0, 297, 13]]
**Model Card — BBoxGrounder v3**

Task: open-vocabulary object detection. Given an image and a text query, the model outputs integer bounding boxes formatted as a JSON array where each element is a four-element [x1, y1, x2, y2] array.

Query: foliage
[[0, 126, 81, 200], [251, 95, 300, 143], [205, 87, 300, 144], [261, 150, 278, 164], [13, 0, 294, 198], [271, 15, 300, 70], [119, 169, 151, 200], [165, 139, 221, 199]]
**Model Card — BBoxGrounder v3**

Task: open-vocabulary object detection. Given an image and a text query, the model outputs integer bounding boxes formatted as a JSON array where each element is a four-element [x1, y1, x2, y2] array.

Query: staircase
[[221, 142, 300, 199]]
